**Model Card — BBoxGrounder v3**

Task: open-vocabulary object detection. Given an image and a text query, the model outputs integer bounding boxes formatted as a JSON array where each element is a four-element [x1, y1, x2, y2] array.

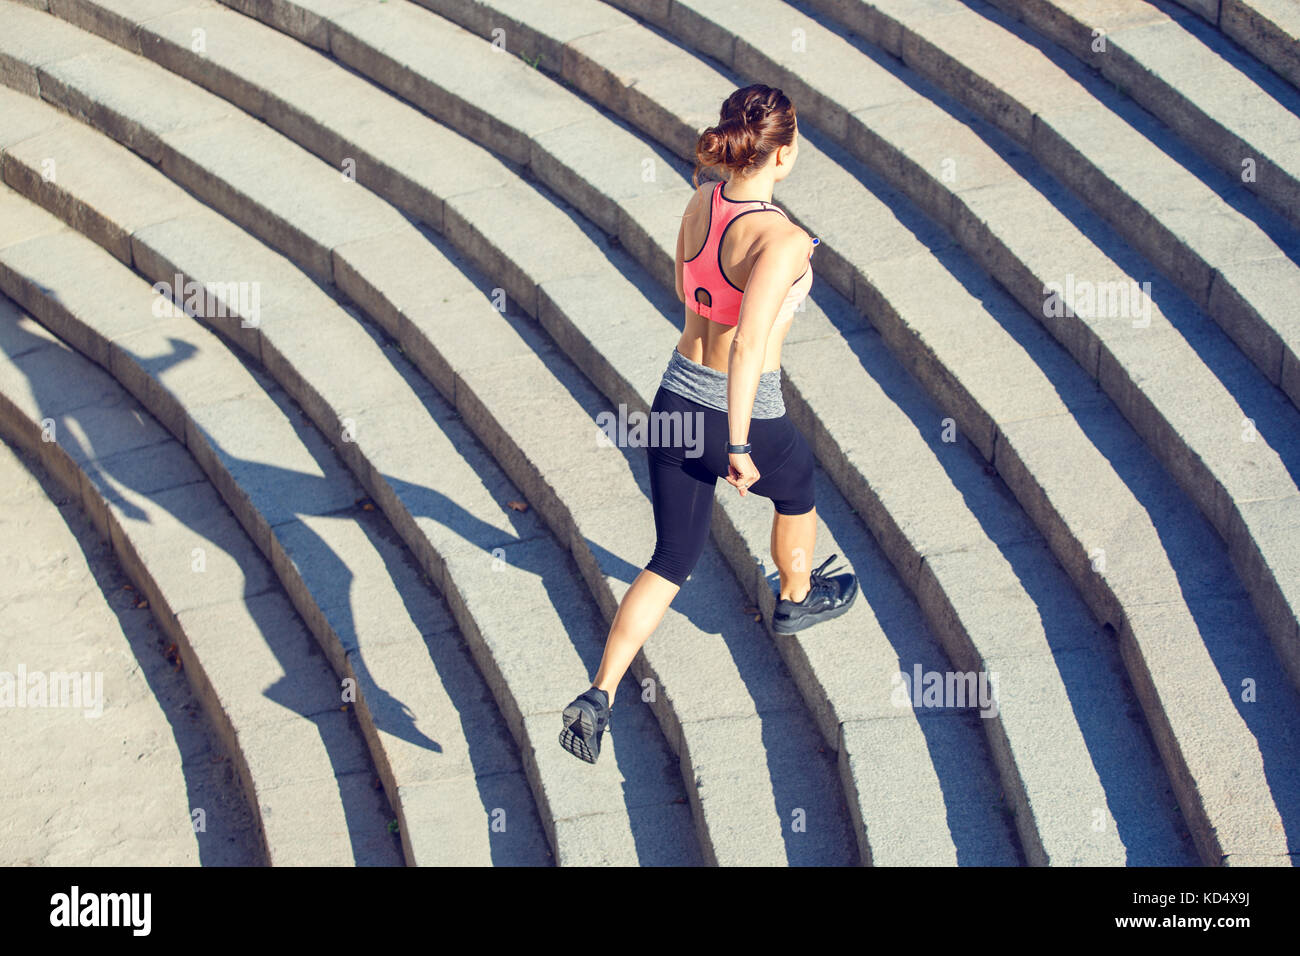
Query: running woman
[[559, 84, 858, 764]]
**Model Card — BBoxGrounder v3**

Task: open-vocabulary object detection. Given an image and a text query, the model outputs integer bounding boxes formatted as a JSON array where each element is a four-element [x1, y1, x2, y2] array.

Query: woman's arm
[[675, 205, 687, 304], [727, 226, 811, 445]]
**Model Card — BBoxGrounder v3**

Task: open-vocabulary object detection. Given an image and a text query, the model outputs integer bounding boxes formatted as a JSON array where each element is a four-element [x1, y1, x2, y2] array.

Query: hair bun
[[692, 84, 796, 188]]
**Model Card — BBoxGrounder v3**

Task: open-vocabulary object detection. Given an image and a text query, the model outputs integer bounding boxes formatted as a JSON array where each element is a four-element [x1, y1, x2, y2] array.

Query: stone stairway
[[1, 0, 1296, 864]]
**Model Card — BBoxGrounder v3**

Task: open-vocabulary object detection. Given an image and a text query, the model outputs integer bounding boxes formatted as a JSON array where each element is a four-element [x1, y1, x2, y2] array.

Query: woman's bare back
[[675, 181, 809, 374]]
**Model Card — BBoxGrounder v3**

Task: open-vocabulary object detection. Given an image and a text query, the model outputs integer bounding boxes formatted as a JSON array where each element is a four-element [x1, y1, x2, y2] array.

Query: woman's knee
[[645, 550, 694, 588], [774, 496, 815, 517], [645, 504, 713, 587]]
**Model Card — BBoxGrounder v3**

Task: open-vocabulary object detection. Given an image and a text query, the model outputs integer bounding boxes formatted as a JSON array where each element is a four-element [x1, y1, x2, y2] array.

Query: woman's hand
[[726, 452, 761, 497]]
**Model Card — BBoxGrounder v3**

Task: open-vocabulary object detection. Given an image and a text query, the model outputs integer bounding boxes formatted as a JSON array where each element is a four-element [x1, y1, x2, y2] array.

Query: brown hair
[[692, 84, 797, 188]]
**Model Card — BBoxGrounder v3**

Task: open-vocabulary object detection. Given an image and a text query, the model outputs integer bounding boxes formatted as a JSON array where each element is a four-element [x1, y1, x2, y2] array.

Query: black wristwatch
[[726, 440, 751, 455]]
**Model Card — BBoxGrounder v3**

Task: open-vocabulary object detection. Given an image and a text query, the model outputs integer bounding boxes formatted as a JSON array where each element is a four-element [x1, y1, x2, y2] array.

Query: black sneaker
[[559, 687, 611, 764], [772, 553, 858, 634]]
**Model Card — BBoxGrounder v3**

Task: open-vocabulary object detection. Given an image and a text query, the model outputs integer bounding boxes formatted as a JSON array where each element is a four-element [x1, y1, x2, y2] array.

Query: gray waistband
[[659, 348, 785, 419]]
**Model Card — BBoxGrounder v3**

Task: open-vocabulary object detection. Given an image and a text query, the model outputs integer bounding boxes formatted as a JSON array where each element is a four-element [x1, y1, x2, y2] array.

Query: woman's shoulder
[[683, 180, 715, 219], [756, 214, 811, 253]]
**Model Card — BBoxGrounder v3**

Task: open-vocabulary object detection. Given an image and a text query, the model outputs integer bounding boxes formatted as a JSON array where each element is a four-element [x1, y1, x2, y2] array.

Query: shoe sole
[[559, 701, 602, 763], [772, 577, 858, 634]]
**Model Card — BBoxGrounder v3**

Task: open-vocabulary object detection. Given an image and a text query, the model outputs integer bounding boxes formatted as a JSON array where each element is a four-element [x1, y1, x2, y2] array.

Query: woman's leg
[[772, 505, 818, 602], [591, 390, 718, 706], [591, 569, 682, 707]]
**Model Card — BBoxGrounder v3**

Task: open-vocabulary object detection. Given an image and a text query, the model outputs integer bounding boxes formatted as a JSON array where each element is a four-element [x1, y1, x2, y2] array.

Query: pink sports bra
[[682, 179, 815, 328]]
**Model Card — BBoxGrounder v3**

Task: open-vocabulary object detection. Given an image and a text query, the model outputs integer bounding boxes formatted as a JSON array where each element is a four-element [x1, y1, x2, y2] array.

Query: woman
[[559, 84, 858, 764]]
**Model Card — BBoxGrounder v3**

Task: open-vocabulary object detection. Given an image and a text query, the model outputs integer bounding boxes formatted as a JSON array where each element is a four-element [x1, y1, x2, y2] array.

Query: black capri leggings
[[644, 385, 815, 587]]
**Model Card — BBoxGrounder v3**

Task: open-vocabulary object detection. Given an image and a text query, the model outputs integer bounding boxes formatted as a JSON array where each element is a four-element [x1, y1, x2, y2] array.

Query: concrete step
[[599, 0, 1300, 865], [0, 189, 543, 866], [803, 0, 1300, 419], [981, 0, 1300, 230], [0, 295, 397, 865], [0, 429, 262, 865], [0, 46, 702, 862], [0, 1, 867, 864], [0, 157, 694, 868], [10, 0, 1237, 863]]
